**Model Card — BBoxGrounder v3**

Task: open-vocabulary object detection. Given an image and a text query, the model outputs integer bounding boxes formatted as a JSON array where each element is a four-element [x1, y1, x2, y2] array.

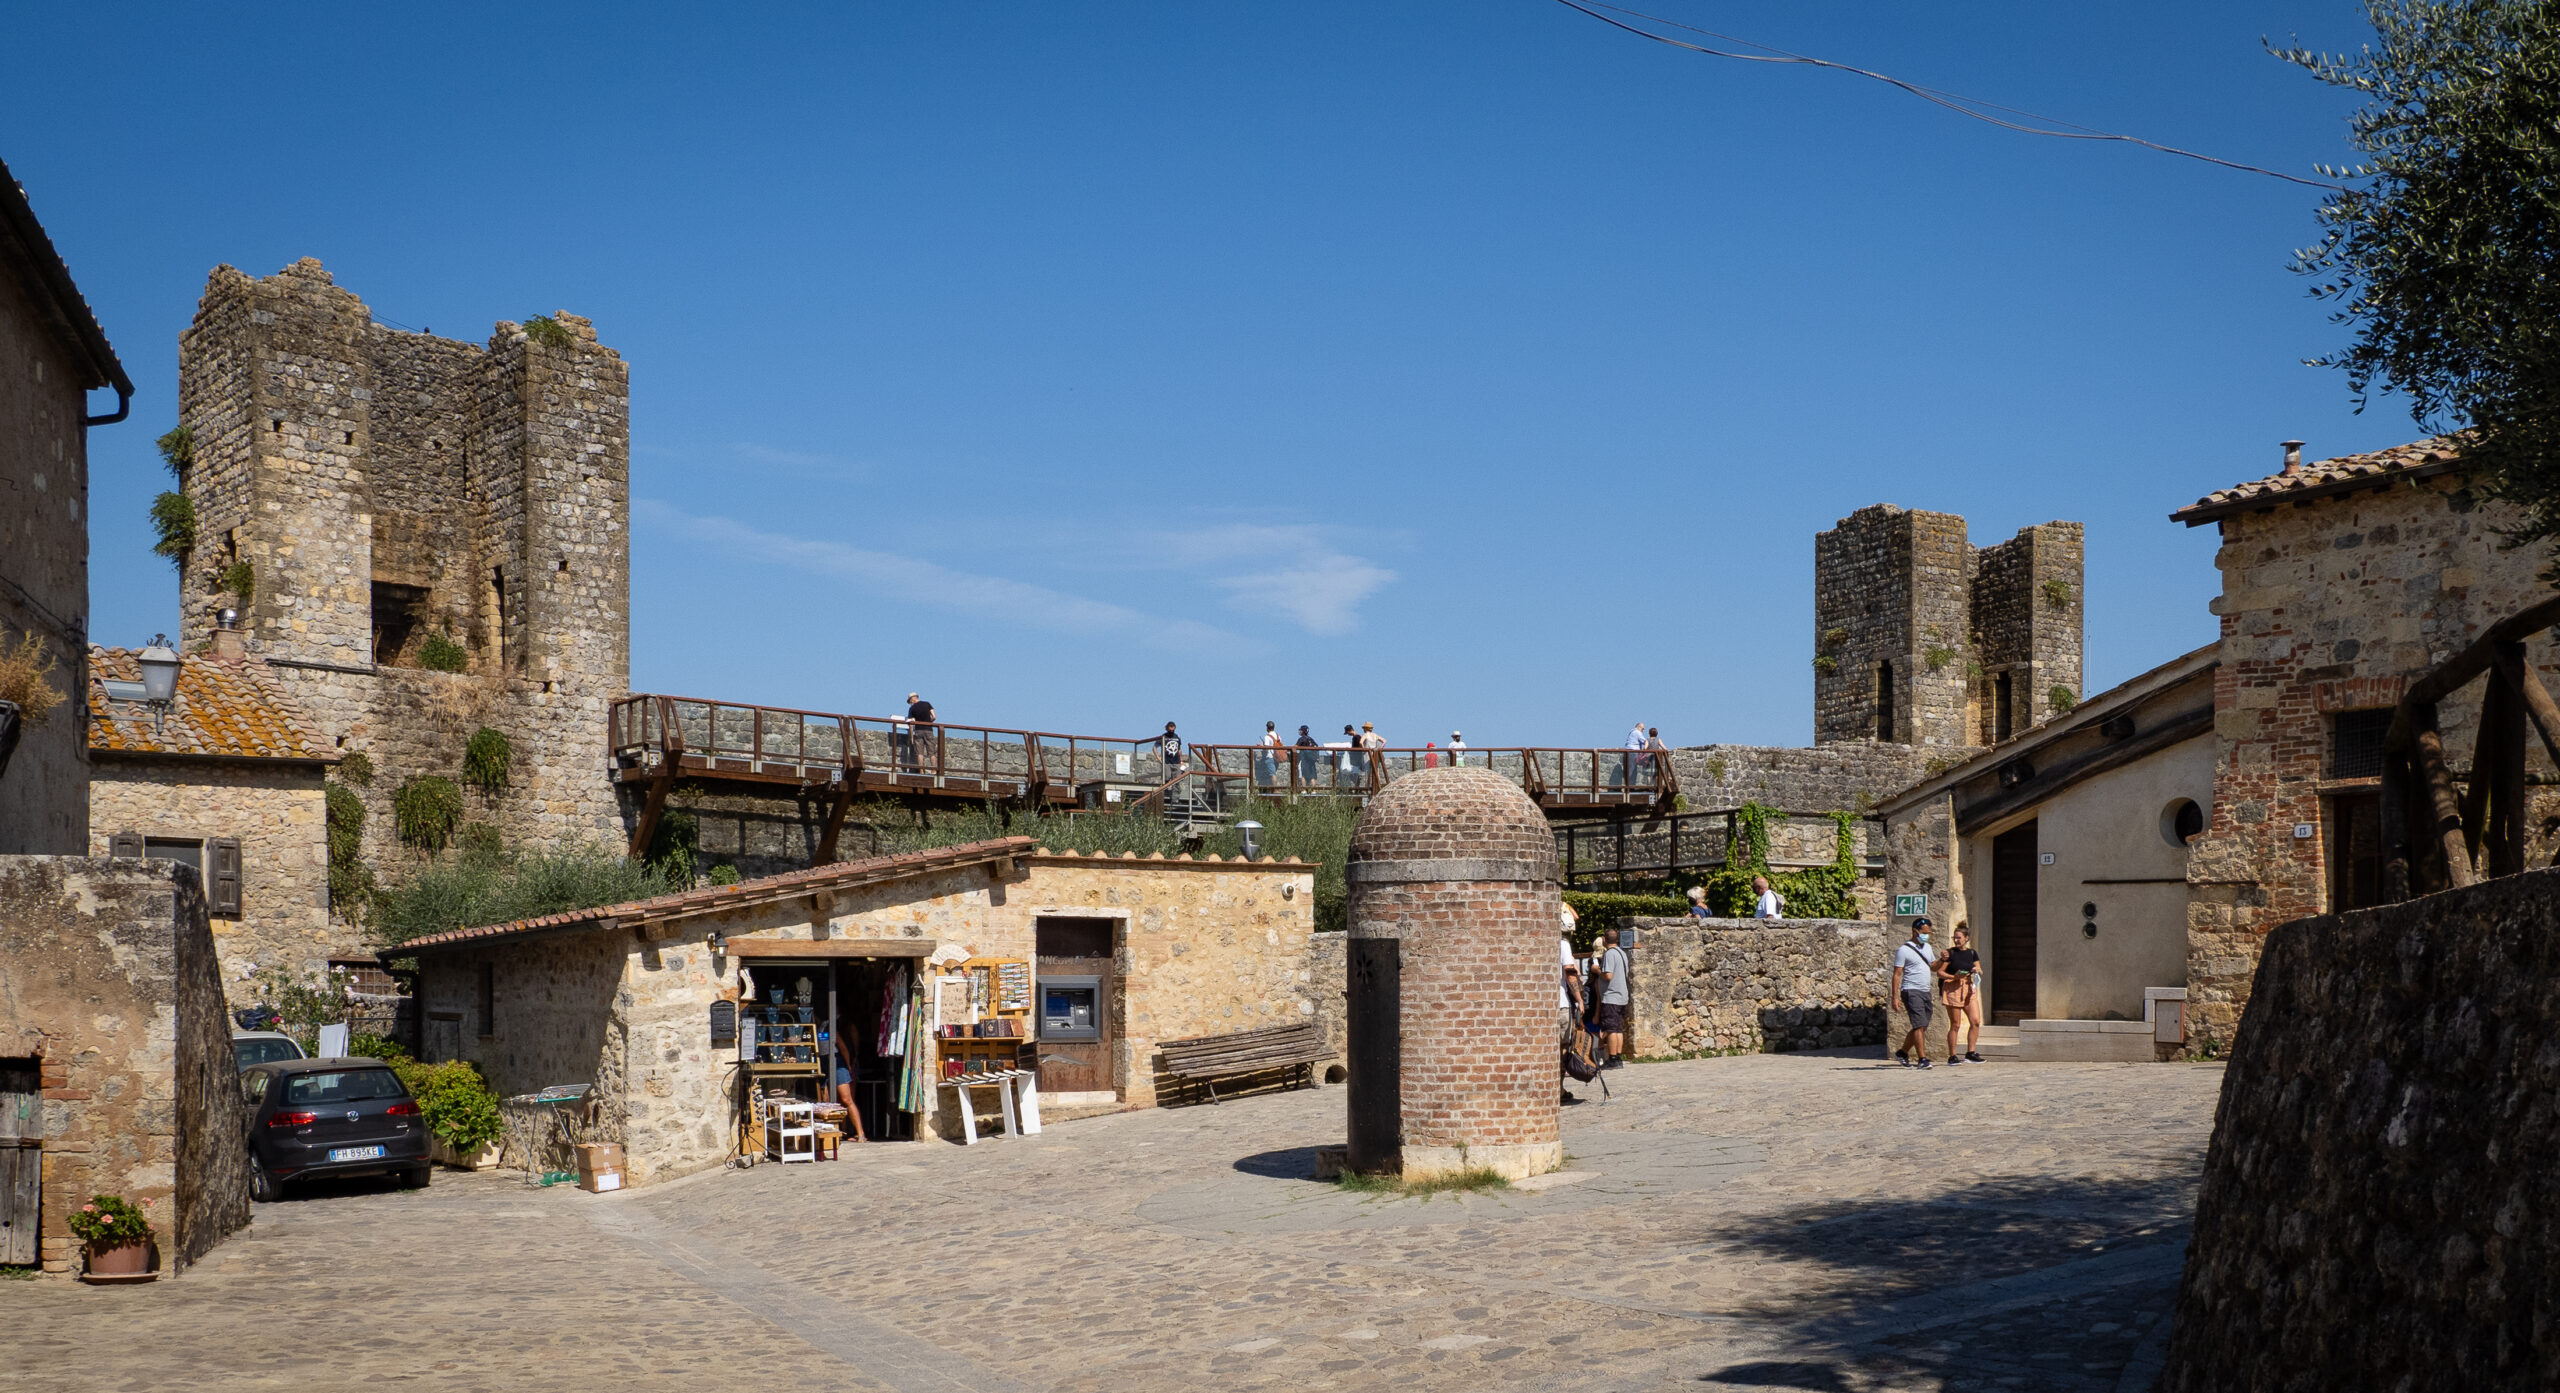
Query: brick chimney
[[210, 607, 246, 662]]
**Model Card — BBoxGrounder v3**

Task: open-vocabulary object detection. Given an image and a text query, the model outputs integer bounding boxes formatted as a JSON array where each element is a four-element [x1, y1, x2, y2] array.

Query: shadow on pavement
[[1230, 1145, 1324, 1179], [1695, 1359, 1858, 1389]]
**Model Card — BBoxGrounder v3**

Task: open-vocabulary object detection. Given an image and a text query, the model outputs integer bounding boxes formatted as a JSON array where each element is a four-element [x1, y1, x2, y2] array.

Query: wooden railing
[[2379, 594, 2560, 900], [1555, 808, 1882, 889], [1186, 743, 1679, 806]]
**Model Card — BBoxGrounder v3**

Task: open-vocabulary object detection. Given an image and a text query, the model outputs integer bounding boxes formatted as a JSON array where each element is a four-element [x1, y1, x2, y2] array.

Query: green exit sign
[[1893, 894, 1928, 918]]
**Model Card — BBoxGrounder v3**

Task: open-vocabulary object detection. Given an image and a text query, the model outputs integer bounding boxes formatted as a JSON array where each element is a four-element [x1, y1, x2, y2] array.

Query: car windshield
[[234, 1038, 303, 1068], [281, 1069, 407, 1105]]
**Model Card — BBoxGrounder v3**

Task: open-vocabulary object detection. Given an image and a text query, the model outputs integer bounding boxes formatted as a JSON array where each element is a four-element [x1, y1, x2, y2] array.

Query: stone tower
[[1344, 766, 1562, 1182], [1813, 505, 2082, 748], [174, 259, 628, 874]]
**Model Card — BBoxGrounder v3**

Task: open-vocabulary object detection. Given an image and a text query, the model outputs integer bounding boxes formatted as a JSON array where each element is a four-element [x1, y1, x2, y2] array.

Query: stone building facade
[[1814, 504, 2084, 750], [0, 156, 131, 855], [2170, 439, 2560, 1053], [173, 259, 627, 872], [397, 839, 1320, 1185], [0, 856, 250, 1274], [86, 646, 340, 998]]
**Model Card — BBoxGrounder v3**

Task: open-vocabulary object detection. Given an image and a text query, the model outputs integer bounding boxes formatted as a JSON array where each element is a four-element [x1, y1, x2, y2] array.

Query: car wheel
[[249, 1158, 280, 1203], [400, 1164, 432, 1190]]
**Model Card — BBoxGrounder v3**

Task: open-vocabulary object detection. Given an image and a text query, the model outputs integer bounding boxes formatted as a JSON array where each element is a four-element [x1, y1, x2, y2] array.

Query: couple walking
[[1890, 917, 1984, 1069]]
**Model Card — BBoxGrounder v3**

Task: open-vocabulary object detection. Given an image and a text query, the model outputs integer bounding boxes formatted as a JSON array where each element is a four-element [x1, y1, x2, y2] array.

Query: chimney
[[2280, 440, 2306, 476], [210, 607, 246, 662]]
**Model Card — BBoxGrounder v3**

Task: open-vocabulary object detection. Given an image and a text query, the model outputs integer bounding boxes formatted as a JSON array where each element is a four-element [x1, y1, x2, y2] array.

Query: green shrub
[[67, 1195, 152, 1246], [394, 775, 465, 854], [149, 491, 196, 563], [459, 823, 503, 859], [248, 964, 355, 1055], [524, 315, 575, 348], [348, 1032, 410, 1064], [218, 560, 254, 606], [2041, 578, 2075, 609], [461, 727, 512, 796], [708, 864, 740, 886], [1562, 891, 1687, 952], [325, 782, 376, 921], [372, 843, 671, 946], [2048, 685, 2079, 715], [395, 1060, 503, 1153], [417, 631, 467, 672], [338, 751, 374, 788], [155, 425, 194, 474], [1569, 805, 1863, 926], [1811, 654, 1837, 674]]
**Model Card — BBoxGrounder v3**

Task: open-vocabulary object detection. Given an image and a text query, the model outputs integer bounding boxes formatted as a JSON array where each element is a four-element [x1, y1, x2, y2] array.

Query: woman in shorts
[[1939, 924, 1984, 1064]]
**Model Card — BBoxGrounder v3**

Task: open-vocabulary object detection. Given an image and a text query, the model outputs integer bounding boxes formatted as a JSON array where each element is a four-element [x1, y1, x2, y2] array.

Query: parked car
[[241, 1058, 430, 1201], [231, 1031, 306, 1070]]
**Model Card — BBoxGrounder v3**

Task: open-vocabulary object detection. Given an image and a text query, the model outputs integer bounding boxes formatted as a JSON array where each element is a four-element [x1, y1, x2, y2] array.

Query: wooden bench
[[1156, 1022, 1333, 1105]]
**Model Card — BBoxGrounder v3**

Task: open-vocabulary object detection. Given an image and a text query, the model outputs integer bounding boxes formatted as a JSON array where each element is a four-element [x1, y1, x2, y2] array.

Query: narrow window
[[477, 962, 496, 1039], [488, 567, 508, 668], [1876, 661, 1896, 742], [1995, 672, 2015, 742], [2331, 709, 2391, 779]]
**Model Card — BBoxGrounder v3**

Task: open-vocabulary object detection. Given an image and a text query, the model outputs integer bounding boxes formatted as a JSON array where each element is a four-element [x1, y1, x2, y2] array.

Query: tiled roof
[[395, 836, 1047, 952], [2171, 437, 2466, 525], [0, 156, 131, 397], [88, 648, 333, 762]]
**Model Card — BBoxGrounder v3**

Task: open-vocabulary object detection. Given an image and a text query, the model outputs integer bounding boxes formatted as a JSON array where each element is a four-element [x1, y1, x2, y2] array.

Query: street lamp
[[137, 635, 181, 733], [1236, 820, 1263, 861]]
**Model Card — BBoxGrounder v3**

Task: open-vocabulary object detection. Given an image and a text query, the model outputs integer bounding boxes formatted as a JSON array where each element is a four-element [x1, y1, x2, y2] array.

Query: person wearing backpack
[[1559, 910, 1588, 1100], [1893, 918, 1940, 1069]]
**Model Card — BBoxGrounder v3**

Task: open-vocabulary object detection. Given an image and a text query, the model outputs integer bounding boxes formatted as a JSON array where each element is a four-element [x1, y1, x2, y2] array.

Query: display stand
[[501, 1083, 593, 1186], [765, 1100, 817, 1163], [936, 1068, 1043, 1144]]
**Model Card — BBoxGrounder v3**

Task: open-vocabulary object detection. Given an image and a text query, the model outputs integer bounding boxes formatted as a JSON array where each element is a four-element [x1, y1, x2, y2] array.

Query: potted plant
[[68, 1194, 154, 1281], [405, 1061, 505, 1170]]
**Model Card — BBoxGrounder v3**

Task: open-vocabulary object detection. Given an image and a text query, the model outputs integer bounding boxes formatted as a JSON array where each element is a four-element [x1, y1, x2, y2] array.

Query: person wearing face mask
[[1892, 918, 1939, 1069], [1939, 924, 1984, 1065]]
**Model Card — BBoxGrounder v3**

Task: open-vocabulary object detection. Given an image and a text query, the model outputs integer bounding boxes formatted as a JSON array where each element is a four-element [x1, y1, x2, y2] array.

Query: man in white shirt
[[1559, 912, 1584, 1102], [1752, 875, 1782, 920], [1892, 917, 1939, 1069], [1448, 731, 1467, 767]]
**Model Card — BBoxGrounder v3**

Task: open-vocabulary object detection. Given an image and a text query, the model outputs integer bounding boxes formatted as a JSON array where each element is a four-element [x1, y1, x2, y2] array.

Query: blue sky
[[12, 2, 2400, 747]]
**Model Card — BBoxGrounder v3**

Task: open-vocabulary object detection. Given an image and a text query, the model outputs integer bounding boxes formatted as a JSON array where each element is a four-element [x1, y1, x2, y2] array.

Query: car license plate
[[328, 1145, 385, 1163]]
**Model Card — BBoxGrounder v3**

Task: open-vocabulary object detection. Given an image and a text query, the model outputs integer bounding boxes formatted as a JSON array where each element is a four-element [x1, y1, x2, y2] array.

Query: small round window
[[2161, 798, 2206, 848]]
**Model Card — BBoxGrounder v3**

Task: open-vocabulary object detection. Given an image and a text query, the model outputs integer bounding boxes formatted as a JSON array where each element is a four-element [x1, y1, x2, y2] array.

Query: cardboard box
[[575, 1142, 625, 1192]]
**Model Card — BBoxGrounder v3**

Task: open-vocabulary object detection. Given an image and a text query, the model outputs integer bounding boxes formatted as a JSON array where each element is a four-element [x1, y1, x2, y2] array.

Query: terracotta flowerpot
[[85, 1240, 150, 1278]]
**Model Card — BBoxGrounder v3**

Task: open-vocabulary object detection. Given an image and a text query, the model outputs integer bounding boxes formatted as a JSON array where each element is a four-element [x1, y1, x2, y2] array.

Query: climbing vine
[[461, 726, 513, 797], [325, 780, 375, 922], [149, 492, 197, 565], [1696, 804, 1861, 919], [394, 775, 465, 853]]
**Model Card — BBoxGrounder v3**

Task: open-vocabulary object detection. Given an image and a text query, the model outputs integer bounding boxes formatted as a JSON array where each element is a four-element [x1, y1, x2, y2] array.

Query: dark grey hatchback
[[241, 1058, 431, 1200]]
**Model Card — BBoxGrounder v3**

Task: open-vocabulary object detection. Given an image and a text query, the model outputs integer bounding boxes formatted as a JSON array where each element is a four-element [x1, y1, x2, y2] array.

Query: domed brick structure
[[1344, 766, 1563, 1181]]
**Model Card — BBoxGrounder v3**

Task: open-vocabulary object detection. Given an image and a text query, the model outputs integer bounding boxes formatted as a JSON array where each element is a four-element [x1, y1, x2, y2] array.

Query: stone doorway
[[1991, 821, 2040, 1024], [1034, 917, 1116, 1101]]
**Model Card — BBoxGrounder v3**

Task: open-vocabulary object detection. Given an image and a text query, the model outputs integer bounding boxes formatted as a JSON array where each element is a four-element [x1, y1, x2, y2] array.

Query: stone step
[[1971, 1025, 2021, 1061]]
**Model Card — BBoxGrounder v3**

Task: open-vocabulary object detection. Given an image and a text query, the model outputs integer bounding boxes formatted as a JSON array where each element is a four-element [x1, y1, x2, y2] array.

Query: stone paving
[[7, 1051, 2225, 1392]]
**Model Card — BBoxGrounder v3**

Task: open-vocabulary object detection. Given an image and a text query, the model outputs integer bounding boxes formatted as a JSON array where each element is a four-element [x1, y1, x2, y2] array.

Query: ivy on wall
[[417, 632, 467, 672], [394, 775, 465, 853], [461, 726, 513, 797]]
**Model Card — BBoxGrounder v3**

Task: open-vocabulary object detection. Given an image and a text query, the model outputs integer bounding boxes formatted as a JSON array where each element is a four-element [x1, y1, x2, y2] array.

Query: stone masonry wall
[[179, 262, 628, 881], [1970, 521, 2085, 740], [1669, 742, 1939, 814], [1617, 916, 1890, 1057], [0, 856, 248, 1273], [2160, 866, 2560, 1392], [0, 247, 96, 856], [88, 759, 335, 998], [2184, 472, 2560, 1054]]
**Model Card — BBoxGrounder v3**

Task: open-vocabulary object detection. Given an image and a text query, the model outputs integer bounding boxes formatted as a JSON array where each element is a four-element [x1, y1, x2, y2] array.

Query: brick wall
[[2184, 472, 2560, 1054], [0, 856, 248, 1273]]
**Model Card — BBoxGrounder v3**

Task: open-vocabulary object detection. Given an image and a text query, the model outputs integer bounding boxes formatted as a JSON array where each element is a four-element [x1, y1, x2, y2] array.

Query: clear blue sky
[[12, 2, 2401, 747]]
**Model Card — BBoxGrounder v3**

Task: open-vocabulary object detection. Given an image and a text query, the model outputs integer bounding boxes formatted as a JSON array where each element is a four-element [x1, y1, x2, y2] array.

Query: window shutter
[[109, 830, 143, 859], [209, 837, 243, 916]]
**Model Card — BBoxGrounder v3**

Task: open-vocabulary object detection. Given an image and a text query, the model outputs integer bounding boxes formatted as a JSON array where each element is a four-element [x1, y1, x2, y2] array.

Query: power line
[[1551, 0, 2345, 192]]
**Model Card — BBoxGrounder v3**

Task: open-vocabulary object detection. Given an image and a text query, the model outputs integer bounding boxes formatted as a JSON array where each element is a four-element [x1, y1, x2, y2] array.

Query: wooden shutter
[[209, 837, 243, 917], [110, 830, 143, 859]]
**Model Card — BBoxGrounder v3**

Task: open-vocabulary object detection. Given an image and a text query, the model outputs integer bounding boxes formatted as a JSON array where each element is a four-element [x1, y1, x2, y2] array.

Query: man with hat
[[1892, 917, 1939, 1069]]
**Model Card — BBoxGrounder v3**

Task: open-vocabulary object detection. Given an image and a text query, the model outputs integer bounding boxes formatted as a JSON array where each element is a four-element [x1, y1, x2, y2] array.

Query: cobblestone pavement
[[8, 1051, 2224, 1392]]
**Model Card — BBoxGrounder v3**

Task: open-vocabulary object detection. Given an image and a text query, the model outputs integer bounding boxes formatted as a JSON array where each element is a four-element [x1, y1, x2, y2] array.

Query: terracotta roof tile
[[88, 648, 333, 762], [394, 836, 1045, 953], [2171, 436, 2466, 525]]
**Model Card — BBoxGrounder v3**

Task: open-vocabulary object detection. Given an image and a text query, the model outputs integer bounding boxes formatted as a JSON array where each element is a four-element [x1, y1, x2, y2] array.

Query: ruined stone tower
[[174, 259, 628, 877], [1813, 505, 2082, 748]]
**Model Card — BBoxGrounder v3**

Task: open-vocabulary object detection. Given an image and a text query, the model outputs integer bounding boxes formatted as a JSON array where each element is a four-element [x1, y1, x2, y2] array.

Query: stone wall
[[0, 247, 96, 857], [177, 260, 628, 880], [1667, 742, 1939, 814], [88, 758, 336, 996], [1617, 916, 1890, 1057], [0, 856, 248, 1273], [414, 852, 1320, 1184], [2183, 470, 2560, 1054], [2160, 867, 2560, 1391], [1971, 521, 2085, 740]]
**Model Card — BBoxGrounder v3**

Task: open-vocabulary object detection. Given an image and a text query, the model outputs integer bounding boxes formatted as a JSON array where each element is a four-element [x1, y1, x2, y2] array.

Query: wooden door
[[1, 1057, 39, 1266], [1035, 918, 1115, 1096], [1990, 822, 2039, 1024], [2328, 793, 2383, 912]]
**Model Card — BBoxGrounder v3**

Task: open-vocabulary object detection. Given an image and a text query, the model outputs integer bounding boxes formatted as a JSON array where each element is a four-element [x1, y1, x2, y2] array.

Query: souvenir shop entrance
[[732, 943, 933, 1145]]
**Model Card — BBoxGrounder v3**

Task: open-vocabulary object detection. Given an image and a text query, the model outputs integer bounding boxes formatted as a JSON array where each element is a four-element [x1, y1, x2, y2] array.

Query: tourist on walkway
[[1559, 912, 1584, 1102], [1334, 724, 1360, 786], [1941, 924, 1984, 1064], [1158, 721, 1185, 780], [1894, 918, 1938, 1069], [1294, 725, 1320, 785], [1448, 730, 1467, 767], [1359, 722, 1386, 783], [1752, 875, 1782, 920], [1596, 930, 1631, 1067], [1686, 885, 1711, 919], [1621, 720, 1648, 787], [901, 692, 936, 772], [1423, 740, 1438, 769], [1644, 727, 1669, 788], [1256, 722, 1284, 788]]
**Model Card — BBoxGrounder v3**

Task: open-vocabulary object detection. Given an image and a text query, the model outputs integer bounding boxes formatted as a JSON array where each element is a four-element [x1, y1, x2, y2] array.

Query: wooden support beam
[[628, 697, 686, 861], [2490, 645, 2529, 878], [2379, 745, 2410, 903], [2460, 678, 2499, 868], [2387, 593, 2560, 752], [2411, 704, 2474, 890], [2492, 644, 2560, 771], [814, 728, 861, 866]]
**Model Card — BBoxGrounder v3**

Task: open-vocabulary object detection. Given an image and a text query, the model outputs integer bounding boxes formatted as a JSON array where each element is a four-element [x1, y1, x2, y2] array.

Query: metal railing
[[1187, 743, 1679, 804], [1555, 807, 1884, 889]]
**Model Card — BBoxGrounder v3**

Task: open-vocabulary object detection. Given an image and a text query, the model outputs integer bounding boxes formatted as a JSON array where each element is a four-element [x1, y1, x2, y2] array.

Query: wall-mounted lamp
[[1236, 820, 1263, 861], [137, 635, 182, 734], [707, 932, 728, 956]]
